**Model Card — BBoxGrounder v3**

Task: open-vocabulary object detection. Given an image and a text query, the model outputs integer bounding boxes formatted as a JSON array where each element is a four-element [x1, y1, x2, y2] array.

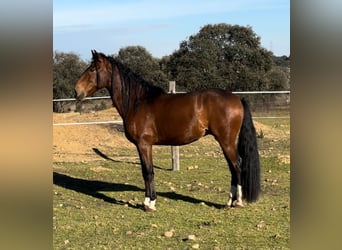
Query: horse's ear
[[91, 50, 98, 60]]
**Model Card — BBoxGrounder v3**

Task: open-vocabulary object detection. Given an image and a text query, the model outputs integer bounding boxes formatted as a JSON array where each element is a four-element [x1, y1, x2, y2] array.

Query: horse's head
[[74, 50, 112, 100]]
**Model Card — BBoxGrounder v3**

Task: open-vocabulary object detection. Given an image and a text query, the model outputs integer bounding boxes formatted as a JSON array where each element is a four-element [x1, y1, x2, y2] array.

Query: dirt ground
[[53, 108, 289, 163], [53, 108, 131, 162]]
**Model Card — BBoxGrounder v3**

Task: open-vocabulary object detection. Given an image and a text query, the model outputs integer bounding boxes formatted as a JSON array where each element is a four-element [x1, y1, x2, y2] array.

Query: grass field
[[53, 114, 290, 249]]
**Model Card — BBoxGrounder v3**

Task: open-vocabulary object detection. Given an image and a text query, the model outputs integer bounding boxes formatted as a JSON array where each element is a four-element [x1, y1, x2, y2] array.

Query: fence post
[[169, 81, 180, 171]]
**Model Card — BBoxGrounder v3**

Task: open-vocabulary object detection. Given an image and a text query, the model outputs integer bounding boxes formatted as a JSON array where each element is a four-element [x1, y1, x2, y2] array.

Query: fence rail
[[53, 121, 123, 126], [53, 116, 289, 126], [52, 90, 290, 102], [53, 90, 290, 126]]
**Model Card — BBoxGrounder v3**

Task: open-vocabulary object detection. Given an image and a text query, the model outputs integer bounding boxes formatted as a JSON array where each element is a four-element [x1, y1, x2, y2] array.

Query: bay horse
[[74, 50, 260, 211]]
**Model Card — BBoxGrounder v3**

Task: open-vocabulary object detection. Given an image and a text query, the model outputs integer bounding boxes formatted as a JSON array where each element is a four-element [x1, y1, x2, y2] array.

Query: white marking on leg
[[227, 193, 233, 206], [143, 197, 156, 211], [236, 185, 244, 207], [149, 199, 156, 211], [227, 186, 237, 206], [144, 197, 150, 206], [237, 185, 242, 199]]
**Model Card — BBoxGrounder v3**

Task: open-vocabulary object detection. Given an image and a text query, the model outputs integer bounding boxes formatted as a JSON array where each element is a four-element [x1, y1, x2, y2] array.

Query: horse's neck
[[108, 86, 124, 120], [108, 64, 126, 120], [109, 64, 139, 122]]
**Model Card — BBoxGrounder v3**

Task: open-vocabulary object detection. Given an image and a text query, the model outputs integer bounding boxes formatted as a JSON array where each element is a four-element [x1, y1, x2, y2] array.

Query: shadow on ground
[[53, 172, 225, 210]]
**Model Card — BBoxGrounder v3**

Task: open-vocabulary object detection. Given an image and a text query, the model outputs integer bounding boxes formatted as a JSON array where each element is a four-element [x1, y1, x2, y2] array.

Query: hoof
[[234, 203, 244, 208], [143, 205, 156, 212], [225, 202, 244, 209]]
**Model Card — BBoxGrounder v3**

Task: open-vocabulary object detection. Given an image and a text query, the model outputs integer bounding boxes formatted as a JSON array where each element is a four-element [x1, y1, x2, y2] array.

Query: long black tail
[[238, 98, 260, 202]]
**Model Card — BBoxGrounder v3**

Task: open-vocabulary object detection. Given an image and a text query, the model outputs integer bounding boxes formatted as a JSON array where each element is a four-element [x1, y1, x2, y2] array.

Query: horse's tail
[[238, 98, 261, 202]]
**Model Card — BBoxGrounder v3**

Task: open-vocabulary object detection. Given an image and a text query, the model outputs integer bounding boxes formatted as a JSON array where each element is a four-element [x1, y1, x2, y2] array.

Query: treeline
[[53, 23, 290, 112]]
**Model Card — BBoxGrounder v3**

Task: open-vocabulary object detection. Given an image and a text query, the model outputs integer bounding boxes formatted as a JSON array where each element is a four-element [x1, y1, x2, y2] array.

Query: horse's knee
[[142, 166, 154, 180]]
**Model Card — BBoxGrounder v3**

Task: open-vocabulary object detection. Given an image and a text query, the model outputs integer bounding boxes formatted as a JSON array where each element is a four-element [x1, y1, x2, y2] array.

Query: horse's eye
[[90, 67, 96, 72]]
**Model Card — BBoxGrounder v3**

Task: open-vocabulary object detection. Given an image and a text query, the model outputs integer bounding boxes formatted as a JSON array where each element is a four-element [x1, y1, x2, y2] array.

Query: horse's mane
[[108, 57, 166, 98], [106, 56, 166, 113]]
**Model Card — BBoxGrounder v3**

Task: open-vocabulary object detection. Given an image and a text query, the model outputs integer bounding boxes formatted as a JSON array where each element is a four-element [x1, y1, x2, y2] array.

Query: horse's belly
[[155, 134, 203, 146], [150, 94, 208, 145], [154, 116, 207, 146]]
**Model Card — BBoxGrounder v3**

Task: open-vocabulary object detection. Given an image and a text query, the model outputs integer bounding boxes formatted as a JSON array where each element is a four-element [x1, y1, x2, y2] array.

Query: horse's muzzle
[[74, 89, 85, 101]]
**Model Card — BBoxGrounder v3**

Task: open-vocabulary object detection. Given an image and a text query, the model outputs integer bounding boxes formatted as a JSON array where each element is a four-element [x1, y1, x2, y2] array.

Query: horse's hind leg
[[227, 156, 243, 207], [217, 138, 244, 208]]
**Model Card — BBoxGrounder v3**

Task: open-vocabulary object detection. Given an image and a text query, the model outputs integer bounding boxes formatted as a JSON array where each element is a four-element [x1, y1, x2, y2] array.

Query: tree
[[272, 55, 290, 67], [265, 66, 290, 91], [167, 24, 273, 91], [53, 51, 87, 112], [269, 55, 290, 90], [114, 46, 168, 90]]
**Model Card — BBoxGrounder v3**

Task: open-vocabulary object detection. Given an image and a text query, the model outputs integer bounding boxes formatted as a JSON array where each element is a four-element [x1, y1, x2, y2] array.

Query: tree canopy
[[53, 23, 290, 112], [53, 52, 87, 112], [167, 24, 273, 91], [114, 46, 168, 90], [53, 52, 86, 99]]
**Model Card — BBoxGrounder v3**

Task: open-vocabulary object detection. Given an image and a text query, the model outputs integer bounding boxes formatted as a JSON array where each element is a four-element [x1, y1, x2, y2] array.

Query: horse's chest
[[124, 113, 156, 143]]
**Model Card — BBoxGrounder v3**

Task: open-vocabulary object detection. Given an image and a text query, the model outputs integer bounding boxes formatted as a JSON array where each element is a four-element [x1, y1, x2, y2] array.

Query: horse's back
[[201, 89, 243, 114], [146, 89, 243, 145], [151, 88, 243, 127]]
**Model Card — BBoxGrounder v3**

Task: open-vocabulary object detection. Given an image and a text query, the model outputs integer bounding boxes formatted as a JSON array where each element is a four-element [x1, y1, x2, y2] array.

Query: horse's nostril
[[75, 92, 85, 101], [74, 89, 82, 100], [74, 89, 84, 100]]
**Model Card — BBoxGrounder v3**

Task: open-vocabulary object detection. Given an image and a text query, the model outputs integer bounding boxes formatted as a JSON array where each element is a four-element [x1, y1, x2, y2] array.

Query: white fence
[[53, 90, 290, 126], [53, 91, 290, 102]]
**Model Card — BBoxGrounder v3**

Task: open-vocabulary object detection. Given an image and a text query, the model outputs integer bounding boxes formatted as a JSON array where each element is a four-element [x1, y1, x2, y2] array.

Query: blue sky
[[53, 0, 289, 60]]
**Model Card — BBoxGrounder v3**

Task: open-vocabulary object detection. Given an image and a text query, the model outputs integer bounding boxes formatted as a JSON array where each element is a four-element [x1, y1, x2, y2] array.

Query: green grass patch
[[53, 119, 290, 249]]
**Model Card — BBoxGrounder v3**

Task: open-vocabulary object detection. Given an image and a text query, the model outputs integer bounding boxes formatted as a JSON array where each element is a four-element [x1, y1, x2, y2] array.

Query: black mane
[[107, 56, 166, 114], [108, 57, 165, 97]]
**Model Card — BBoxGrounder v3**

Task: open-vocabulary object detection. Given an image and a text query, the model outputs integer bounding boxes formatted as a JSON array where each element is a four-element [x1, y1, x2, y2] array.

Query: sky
[[53, 0, 289, 60]]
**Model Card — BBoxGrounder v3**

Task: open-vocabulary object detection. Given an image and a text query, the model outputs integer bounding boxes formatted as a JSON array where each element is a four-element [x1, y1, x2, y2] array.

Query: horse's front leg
[[137, 143, 156, 211]]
